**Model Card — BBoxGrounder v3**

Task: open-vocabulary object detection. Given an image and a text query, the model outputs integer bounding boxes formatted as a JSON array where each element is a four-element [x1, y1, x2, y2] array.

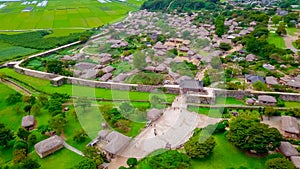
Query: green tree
[[18, 158, 41, 169], [0, 123, 14, 147], [46, 60, 63, 74], [265, 157, 295, 169], [215, 15, 225, 37], [133, 51, 147, 70], [184, 132, 216, 159], [48, 114, 67, 134], [13, 149, 27, 164], [17, 128, 30, 141], [73, 129, 88, 143], [6, 93, 22, 105], [272, 15, 282, 26], [253, 81, 268, 91], [83, 146, 105, 166], [219, 42, 232, 51], [127, 158, 138, 168], [227, 115, 282, 154], [72, 158, 97, 169], [13, 140, 28, 151], [276, 24, 287, 36]]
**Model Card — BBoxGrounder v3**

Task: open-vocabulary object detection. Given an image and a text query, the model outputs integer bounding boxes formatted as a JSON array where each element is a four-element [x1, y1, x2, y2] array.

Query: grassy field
[[0, 0, 144, 36], [0, 68, 177, 102], [191, 133, 266, 169], [267, 33, 286, 49], [286, 27, 300, 36], [215, 97, 245, 105]]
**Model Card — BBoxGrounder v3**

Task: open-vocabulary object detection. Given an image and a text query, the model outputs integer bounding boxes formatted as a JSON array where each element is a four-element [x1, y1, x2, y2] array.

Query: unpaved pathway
[[0, 79, 31, 96], [63, 142, 85, 156]]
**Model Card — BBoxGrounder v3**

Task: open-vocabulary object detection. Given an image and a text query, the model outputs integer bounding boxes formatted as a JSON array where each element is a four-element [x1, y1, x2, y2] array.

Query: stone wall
[[14, 65, 59, 80], [214, 89, 250, 100]]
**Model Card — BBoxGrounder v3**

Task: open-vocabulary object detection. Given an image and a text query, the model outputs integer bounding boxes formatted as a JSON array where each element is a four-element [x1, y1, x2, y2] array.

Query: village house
[[179, 79, 205, 94], [21, 115, 35, 130], [291, 156, 300, 169], [35, 135, 64, 158], [245, 74, 265, 84], [279, 141, 299, 157], [281, 116, 300, 138], [257, 95, 277, 105], [98, 53, 112, 65], [99, 73, 113, 82], [147, 108, 163, 122], [245, 54, 257, 62], [266, 76, 278, 86], [51, 76, 65, 87]]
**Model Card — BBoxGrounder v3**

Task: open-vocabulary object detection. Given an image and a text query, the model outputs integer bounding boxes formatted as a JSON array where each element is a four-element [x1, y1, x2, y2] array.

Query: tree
[[253, 81, 268, 91], [276, 24, 287, 36], [72, 158, 97, 169], [6, 93, 22, 105], [215, 15, 225, 37], [17, 128, 30, 141], [119, 102, 134, 117], [13, 140, 28, 151], [0, 123, 14, 147], [139, 150, 191, 169], [48, 114, 67, 134], [184, 130, 216, 159], [265, 157, 295, 169], [272, 15, 282, 26], [127, 158, 137, 168], [210, 57, 222, 69], [133, 51, 147, 70], [219, 42, 232, 51], [31, 104, 41, 116], [73, 129, 88, 143], [227, 115, 282, 154], [46, 60, 63, 74], [182, 30, 191, 40], [13, 149, 27, 164], [75, 97, 91, 112], [19, 158, 41, 169], [83, 146, 105, 166], [28, 134, 37, 147]]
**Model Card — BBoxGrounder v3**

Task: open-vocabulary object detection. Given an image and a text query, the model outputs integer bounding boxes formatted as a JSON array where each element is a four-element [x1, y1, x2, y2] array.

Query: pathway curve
[[108, 96, 221, 169], [0, 79, 31, 96], [63, 142, 85, 156]]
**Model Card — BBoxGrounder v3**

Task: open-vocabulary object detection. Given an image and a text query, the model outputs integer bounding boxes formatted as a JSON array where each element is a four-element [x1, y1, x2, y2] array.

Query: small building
[[245, 74, 265, 84], [279, 142, 299, 157], [287, 80, 300, 90], [34, 135, 64, 158], [178, 46, 189, 53], [258, 95, 277, 105], [266, 76, 278, 86], [245, 98, 255, 105], [51, 76, 65, 87], [147, 108, 163, 121], [99, 73, 112, 81], [112, 73, 128, 83], [154, 42, 167, 50], [21, 115, 35, 130], [281, 116, 300, 138], [102, 66, 115, 73], [179, 79, 204, 94], [245, 54, 257, 62], [291, 156, 300, 169]]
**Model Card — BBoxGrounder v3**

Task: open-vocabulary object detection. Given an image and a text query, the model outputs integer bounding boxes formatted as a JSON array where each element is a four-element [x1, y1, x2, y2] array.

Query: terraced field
[[0, 0, 144, 36]]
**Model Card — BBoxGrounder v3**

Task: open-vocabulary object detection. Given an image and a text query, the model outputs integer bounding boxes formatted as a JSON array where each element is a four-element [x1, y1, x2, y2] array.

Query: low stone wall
[[214, 89, 250, 100], [15, 65, 59, 80]]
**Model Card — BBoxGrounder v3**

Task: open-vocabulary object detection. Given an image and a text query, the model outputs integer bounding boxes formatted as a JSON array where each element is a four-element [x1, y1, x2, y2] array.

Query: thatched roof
[[266, 76, 278, 85], [102, 66, 115, 73], [245, 74, 265, 84], [112, 73, 129, 82], [98, 130, 110, 139], [147, 108, 163, 121], [75, 62, 97, 70], [291, 156, 300, 169], [21, 115, 35, 128], [179, 79, 203, 89], [34, 135, 64, 154], [104, 131, 130, 154], [258, 95, 277, 103], [281, 116, 300, 134], [279, 142, 299, 157], [99, 73, 112, 81]]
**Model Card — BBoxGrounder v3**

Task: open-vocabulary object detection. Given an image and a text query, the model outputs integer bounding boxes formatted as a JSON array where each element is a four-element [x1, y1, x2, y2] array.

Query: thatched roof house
[[179, 79, 204, 94], [103, 131, 130, 155], [266, 76, 278, 85], [147, 108, 163, 121], [99, 73, 113, 81], [21, 115, 35, 129], [279, 142, 299, 157], [281, 116, 300, 138], [245, 74, 265, 84], [75, 62, 97, 70], [35, 135, 64, 158], [291, 156, 300, 169], [258, 95, 277, 105]]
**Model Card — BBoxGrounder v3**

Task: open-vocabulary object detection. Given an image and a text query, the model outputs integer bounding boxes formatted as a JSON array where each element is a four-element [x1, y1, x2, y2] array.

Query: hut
[[179, 79, 205, 94], [245, 74, 265, 84], [258, 95, 277, 105], [279, 142, 299, 157], [21, 115, 35, 130], [266, 76, 278, 86], [147, 108, 163, 121], [291, 156, 300, 169], [281, 116, 300, 138], [34, 135, 64, 158], [103, 131, 130, 160]]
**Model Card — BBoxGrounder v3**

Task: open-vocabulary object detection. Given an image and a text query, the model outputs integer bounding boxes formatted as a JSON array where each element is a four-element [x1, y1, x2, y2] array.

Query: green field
[[0, 0, 144, 36], [0, 41, 37, 62], [267, 33, 286, 49], [191, 133, 266, 169]]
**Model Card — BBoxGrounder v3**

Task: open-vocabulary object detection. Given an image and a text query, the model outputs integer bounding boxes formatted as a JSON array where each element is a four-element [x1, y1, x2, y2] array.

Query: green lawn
[[286, 27, 300, 36], [267, 33, 286, 49], [0, 68, 177, 103], [191, 133, 266, 169], [188, 107, 223, 118], [285, 101, 300, 108], [215, 97, 245, 105], [0, 0, 144, 36]]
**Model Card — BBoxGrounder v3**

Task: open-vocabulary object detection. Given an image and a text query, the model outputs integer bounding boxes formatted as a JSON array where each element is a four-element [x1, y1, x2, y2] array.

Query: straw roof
[[281, 116, 300, 134], [266, 76, 278, 85], [179, 79, 203, 89], [104, 131, 130, 154], [34, 135, 64, 154], [258, 95, 277, 103], [98, 130, 110, 139], [147, 108, 163, 121], [21, 115, 35, 128], [279, 142, 299, 157], [291, 156, 300, 169]]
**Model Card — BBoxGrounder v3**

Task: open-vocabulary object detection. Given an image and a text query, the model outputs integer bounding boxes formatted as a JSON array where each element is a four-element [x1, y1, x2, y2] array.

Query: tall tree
[[276, 24, 287, 36], [46, 60, 63, 74], [83, 146, 105, 166], [133, 51, 147, 70], [0, 123, 14, 147], [48, 114, 67, 134], [272, 15, 282, 26], [215, 15, 225, 37]]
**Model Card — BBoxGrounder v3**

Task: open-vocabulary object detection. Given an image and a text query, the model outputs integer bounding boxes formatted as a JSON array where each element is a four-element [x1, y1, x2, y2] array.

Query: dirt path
[[0, 79, 31, 96], [283, 34, 299, 58]]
